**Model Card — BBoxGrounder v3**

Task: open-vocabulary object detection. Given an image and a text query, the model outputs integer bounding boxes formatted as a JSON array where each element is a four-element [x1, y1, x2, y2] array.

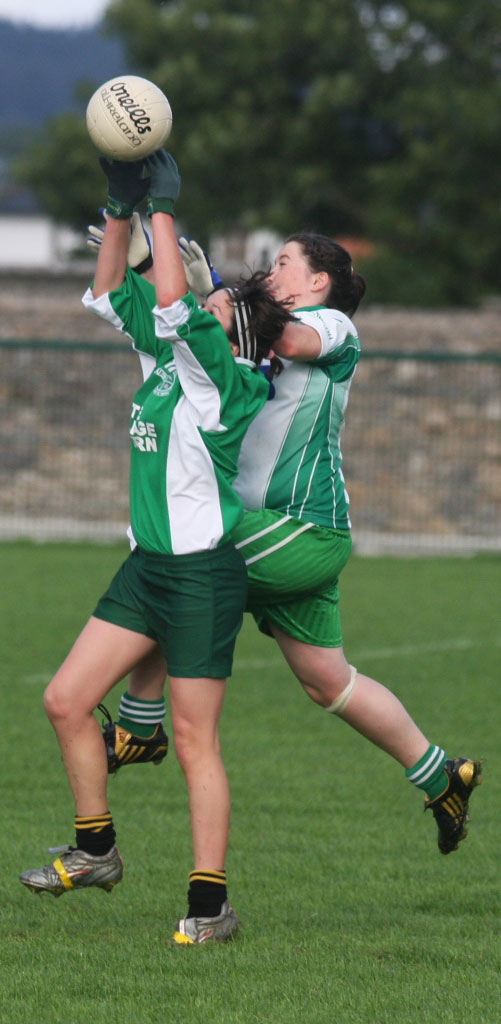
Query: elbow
[[273, 323, 300, 360], [273, 338, 295, 359], [156, 290, 175, 310]]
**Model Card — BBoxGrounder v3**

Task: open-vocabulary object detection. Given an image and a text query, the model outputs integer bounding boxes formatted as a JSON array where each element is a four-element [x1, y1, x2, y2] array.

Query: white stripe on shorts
[[241, 523, 314, 566], [234, 514, 291, 550]]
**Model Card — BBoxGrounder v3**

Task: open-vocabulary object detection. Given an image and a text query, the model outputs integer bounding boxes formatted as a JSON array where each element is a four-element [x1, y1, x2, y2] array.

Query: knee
[[43, 678, 70, 723], [173, 719, 219, 774], [298, 654, 353, 708], [174, 737, 193, 775], [43, 678, 81, 725], [324, 664, 358, 714], [173, 730, 196, 775]]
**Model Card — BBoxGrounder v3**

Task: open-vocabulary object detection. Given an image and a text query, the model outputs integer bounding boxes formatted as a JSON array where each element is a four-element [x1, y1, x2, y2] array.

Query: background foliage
[[13, 0, 501, 305]]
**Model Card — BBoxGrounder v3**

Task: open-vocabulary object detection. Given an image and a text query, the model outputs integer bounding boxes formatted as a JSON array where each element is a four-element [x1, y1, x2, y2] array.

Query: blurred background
[[1, 0, 500, 552]]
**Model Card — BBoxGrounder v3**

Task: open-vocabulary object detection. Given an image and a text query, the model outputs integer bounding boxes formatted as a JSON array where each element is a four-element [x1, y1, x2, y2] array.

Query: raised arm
[[152, 214, 187, 307], [88, 210, 154, 283], [92, 216, 130, 298], [92, 157, 150, 298], [144, 150, 186, 308]]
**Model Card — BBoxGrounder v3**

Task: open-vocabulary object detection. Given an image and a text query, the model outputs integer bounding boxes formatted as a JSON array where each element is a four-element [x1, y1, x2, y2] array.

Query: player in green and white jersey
[[118, 230, 482, 865], [234, 233, 481, 856], [83, 270, 270, 556], [19, 151, 296, 944]]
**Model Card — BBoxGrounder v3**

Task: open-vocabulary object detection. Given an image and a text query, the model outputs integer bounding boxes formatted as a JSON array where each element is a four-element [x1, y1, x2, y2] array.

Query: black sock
[[187, 869, 227, 918], [75, 813, 116, 856]]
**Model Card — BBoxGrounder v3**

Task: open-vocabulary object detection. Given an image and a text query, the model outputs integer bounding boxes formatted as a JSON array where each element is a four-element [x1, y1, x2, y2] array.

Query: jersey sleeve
[[82, 268, 169, 364], [153, 293, 269, 433], [295, 307, 361, 382]]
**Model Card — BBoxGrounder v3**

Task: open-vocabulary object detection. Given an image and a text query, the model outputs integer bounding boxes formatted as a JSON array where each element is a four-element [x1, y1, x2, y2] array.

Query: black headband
[[229, 291, 258, 363]]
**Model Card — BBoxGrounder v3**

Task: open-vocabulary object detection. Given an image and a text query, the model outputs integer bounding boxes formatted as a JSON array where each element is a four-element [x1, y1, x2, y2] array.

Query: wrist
[[106, 196, 136, 220], [147, 197, 175, 217]]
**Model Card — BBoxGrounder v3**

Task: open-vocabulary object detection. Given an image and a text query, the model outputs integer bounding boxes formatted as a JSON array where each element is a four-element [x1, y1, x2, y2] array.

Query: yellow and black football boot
[[98, 704, 168, 774], [425, 757, 483, 854]]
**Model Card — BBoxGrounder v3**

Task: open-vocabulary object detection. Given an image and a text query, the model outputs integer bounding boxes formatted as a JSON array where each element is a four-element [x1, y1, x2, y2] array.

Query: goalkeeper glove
[[145, 149, 181, 217], [87, 209, 153, 273], [178, 237, 224, 299], [98, 156, 151, 220]]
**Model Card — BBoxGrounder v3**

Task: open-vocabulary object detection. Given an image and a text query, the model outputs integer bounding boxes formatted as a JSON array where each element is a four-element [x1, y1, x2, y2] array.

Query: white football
[[86, 75, 172, 161]]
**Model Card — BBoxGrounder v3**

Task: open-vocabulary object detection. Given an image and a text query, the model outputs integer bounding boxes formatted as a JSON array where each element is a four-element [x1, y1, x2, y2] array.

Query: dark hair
[[227, 270, 294, 370], [286, 232, 366, 317]]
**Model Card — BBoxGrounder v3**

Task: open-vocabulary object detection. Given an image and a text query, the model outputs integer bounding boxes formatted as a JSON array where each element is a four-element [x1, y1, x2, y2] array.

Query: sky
[[0, 0, 108, 28]]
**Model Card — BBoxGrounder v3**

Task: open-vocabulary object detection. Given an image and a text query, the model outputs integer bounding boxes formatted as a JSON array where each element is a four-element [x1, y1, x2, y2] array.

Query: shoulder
[[153, 291, 213, 339], [237, 361, 271, 395]]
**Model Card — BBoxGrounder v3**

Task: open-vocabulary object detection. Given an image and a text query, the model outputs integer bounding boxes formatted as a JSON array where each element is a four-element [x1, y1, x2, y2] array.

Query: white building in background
[[0, 212, 283, 277], [211, 228, 284, 281], [0, 213, 82, 269], [244, 228, 284, 270]]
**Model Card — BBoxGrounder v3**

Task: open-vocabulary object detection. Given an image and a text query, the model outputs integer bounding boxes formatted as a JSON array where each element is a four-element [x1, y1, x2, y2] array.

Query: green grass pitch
[[1, 542, 499, 1023]]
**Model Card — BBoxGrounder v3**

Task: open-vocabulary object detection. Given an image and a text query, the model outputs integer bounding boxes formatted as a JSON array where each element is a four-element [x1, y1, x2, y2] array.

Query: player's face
[[268, 242, 315, 307], [204, 289, 234, 335]]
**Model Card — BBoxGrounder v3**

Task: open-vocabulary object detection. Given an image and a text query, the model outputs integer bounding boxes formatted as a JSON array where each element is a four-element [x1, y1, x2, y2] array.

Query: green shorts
[[231, 510, 352, 647], [93, 542, 248, 678]]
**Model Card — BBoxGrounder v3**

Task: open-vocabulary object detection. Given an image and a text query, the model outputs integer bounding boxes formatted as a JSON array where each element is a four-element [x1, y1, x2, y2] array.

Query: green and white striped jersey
[[83, 270, 269, 555], [234, 306, 360, 529]]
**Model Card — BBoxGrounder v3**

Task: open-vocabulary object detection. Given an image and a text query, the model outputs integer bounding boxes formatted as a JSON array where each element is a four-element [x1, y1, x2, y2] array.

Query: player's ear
[[312, 270, 329, 293]]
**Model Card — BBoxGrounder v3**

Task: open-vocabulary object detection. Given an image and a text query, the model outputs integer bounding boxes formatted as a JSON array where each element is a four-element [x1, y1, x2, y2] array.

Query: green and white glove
[[145, 150, 181, 217], [98, 156, 151, 220], [87, 209, 152, 273]]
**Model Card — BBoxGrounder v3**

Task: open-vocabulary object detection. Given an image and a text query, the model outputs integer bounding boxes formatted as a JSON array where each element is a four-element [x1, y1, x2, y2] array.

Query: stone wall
[[1, 273, 500, 549], [1, 271, 499, 352]]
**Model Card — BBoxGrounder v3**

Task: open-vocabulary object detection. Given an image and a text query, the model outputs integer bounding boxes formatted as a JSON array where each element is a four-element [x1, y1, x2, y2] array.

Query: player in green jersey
[[237, 234, 482, 856], [109, 228, 482, 868], [19, 151, 295, 944]]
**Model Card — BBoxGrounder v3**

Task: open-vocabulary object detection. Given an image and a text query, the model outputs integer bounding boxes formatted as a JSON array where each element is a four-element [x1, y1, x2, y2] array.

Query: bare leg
[[43, 616, 157, 814], [169, 676, 229, 869], [270, 625, 429, 769], [128, 645, 167, 700], [125, 628, 429, 771]]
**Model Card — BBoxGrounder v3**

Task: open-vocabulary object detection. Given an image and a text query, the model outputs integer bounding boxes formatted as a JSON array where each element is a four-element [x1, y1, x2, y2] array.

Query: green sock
[[118, 692, 166, 738], [405, 744, 448, 801]]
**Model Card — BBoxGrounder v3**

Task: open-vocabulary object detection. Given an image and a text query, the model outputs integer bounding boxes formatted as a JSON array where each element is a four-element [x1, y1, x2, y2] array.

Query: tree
[[12, 0, 501, 304], [102, 0, 382, 240], [14, 113, 104, 231], [358, 0, 501, 304]]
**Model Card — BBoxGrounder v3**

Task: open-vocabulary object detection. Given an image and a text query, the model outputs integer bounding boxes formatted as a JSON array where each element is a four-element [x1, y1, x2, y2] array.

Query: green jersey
[[83, 270, 269, 554], [235, 305, 360, 530]]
